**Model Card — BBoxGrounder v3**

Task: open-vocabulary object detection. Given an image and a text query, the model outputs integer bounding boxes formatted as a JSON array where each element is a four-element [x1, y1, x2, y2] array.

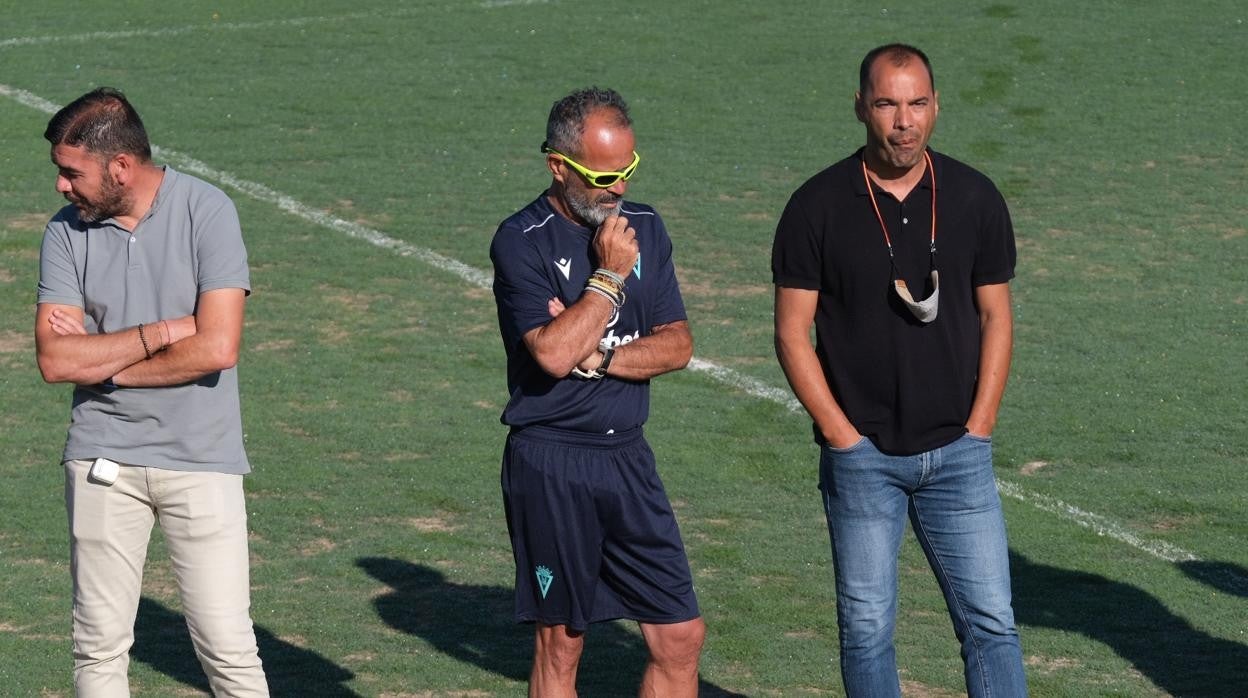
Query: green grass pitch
[[1, 1, 1245, 695]]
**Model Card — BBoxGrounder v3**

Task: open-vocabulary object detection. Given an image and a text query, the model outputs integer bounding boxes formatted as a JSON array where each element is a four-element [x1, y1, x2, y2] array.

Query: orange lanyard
[[862, 150, 937, 266]]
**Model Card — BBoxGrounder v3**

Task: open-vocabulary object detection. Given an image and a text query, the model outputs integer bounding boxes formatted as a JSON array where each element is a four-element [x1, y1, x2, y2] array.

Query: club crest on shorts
[[535, 565, 554, 599]]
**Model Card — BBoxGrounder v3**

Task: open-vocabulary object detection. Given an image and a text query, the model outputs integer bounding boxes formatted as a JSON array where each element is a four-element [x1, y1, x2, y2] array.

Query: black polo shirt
[[771, 147, 1015, 456]]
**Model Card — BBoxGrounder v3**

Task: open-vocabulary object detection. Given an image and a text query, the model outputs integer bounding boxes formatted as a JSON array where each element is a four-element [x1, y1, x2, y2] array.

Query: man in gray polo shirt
[[35, 88, 268, 697]]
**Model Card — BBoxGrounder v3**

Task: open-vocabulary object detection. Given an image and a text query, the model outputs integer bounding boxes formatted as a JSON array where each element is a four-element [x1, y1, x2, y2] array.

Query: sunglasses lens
[[558, 151, 638, 188]]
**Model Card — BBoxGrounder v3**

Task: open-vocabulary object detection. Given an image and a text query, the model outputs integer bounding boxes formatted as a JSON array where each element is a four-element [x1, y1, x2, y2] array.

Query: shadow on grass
[[1176, 559, 1248, 598], [357, 557, 746, 696], [132, 596, 359, 696], [1011, 550, 1248, 694]]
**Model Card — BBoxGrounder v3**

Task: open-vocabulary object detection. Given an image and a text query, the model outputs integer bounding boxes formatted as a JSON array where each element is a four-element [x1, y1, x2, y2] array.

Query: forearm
[[600, 322, 692, 381], [37, 321, 170, 385], [112, 331, 237, 387], [966, 285, 1014, 436], [525, 292, 617, 377], [775, 333, 858, 445], [114, 289, 243, 387], [774, 286, 859, 446]]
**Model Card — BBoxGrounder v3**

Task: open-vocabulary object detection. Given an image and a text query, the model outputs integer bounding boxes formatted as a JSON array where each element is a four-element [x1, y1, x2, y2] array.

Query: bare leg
[[530, 623, 585, 698], [638, 618, 705, 698]]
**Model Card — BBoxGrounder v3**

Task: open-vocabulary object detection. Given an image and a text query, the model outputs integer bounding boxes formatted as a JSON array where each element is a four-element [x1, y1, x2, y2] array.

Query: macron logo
[[554, 258, 572, 280]]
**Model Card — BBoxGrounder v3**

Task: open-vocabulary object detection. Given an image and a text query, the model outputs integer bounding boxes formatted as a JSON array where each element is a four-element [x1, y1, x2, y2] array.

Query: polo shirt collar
[[138, 166, 173, 226], [853, 147, 941, 197], [93, 165, 175, 233]]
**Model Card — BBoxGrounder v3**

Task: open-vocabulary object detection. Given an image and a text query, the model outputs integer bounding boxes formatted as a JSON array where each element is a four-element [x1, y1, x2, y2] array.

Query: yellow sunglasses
[[542, 143, 640, 188]]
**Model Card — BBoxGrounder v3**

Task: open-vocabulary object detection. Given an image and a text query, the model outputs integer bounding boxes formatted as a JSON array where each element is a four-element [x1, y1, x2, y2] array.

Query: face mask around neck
[[893, 269, 939, 323]]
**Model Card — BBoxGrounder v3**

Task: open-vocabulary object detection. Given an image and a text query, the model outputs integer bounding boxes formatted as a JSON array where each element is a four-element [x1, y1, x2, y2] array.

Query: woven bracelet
[[585, 277, 620, 298], [593, 268, 626, 286], [584, 284, 621, 309], [587, 278, 627, 307], [588, 276, 624, 297], [590, 269, 624, 287]]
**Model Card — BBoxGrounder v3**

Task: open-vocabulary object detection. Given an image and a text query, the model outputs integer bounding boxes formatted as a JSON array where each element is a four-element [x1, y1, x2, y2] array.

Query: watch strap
[[592, 344, 615, 378]]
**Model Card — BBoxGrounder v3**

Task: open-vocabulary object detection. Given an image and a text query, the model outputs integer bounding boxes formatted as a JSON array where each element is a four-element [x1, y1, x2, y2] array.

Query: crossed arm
[[35, 288, 247, 387], [524, 295, 692, 382]]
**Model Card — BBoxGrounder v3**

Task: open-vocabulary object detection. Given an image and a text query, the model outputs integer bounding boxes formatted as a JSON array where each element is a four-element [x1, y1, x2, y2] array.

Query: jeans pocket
[[824, 436, 870, 454], [964, 432, 992, 444]]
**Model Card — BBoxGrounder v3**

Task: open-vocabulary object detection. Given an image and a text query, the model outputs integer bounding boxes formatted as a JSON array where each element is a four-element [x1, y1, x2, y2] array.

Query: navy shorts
[[501, 425, 700, 632]]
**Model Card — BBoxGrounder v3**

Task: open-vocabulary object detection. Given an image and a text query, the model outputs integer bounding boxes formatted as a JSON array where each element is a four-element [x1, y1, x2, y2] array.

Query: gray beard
[[569, 196, 621, 228]]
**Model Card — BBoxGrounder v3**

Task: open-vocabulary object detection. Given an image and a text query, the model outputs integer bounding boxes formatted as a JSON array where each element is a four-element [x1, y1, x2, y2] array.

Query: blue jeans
[[819, 434, 1026, 698]]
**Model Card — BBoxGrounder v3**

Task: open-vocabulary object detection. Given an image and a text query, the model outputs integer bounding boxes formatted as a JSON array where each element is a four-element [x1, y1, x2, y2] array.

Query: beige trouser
[[65, 459, 269, 698]]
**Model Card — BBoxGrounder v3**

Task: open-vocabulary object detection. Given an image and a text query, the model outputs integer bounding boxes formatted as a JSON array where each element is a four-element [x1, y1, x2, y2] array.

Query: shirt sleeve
[[193, 189, 251, 296], [646, 214, 687, 327], [972, 182, 1017, 286], [771, 191, 823, 290], [37, 218, 84, 307], [491, 224, 557, 350]]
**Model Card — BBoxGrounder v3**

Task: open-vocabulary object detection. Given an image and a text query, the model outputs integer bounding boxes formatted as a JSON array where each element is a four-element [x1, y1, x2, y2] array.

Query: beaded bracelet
[[137, 323, 153, 359]]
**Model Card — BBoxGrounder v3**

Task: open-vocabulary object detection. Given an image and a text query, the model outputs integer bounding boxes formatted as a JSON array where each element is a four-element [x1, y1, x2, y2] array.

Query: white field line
[[3, 84, 1223, 578], [687, 358, 803, 413], [0, 12, 376, 49], [480, 0, 550, 7], [0, 4, 543, 50], [155, 149, 496, 290], [2, 86, 493, 285], [994, 481, 1196, 563]]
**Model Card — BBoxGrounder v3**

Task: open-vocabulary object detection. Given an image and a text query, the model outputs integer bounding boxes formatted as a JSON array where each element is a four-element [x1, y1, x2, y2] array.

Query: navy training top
[[491, 195, 687, 433]]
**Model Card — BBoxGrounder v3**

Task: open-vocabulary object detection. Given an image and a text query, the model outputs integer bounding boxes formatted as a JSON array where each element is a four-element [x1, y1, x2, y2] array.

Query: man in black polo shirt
[[772, 45, 1027, 697]]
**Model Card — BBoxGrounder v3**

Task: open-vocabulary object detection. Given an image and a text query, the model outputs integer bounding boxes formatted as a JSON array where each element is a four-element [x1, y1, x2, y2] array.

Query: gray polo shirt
[[38, 167, 252, 474]]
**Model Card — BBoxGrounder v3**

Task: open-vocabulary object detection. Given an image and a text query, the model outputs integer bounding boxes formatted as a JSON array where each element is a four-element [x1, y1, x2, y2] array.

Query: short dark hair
[[544, 87, 631, 158], [44, 87, 152, 161], [859, 44, 934, 96]]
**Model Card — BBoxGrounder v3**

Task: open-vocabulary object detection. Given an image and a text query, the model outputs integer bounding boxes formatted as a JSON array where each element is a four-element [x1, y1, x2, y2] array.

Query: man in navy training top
[[772, 45, 1028, 696], [491, 87, 704, 697]]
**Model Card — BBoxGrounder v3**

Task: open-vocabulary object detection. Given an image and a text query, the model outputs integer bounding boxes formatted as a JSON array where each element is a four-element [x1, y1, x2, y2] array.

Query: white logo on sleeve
[[554, 258, 572, 280]]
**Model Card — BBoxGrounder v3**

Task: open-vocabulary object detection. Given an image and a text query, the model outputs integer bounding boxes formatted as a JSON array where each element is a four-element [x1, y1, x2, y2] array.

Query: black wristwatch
[[591, 344, 615, 379]]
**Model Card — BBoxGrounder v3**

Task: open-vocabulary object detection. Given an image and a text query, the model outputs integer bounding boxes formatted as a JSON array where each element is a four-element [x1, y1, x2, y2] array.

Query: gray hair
[[544, 87, 631, 158]]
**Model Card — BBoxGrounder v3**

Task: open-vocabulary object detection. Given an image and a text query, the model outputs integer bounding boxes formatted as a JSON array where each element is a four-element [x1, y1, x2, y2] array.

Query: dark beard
[[72, 173, 127, 222]]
